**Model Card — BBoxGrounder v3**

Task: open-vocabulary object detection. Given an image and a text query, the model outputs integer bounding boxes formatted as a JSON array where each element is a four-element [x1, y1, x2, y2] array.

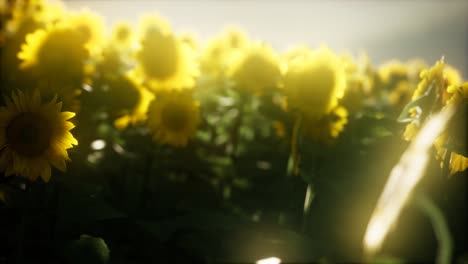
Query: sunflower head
[[146, 90, 200, 147], [339, 52, 375, 113], [62, 8, 105, 53], [199, 28, 249, 82], [135, 14, 198, 92], [228, 42, 281, 95], [377, 60, 409, 90], [411, 59, 446, 101], [0, 89, 77, 182], [302, 106, 348, 144], [283, 45, 346, 119], [111, 22, 134, 47], [18, 23, 89, 80], [389, 81, 414, 110]]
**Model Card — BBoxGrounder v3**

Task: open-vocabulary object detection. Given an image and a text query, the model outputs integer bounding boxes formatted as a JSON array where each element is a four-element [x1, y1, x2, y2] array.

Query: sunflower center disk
[[6, 113, 52, 157], [161, 104, 188, 132]]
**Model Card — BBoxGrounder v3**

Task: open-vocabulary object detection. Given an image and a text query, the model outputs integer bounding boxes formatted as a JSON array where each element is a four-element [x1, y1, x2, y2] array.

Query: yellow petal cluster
[[228, 42, 281, 95], [135, 14, 198, 92], [146, 90, 200, 147], [283, 46, 346, 119]]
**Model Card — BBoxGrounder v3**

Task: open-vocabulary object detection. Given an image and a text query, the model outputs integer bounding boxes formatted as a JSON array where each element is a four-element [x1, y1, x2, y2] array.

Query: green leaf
[[62, 235, 110, 264], [397, 81, 439, 123], [370, 255, 406, 264]]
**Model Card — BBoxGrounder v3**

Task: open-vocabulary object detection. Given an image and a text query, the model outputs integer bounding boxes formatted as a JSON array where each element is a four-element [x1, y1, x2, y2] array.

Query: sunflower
[[0, 0, 63, 92], [434, 82, 468, 176], [114, 86, 154, 130], [389, 81, 415, 110], [302, 106, 348, 144], [111, 71, 155, 130], [377, 60, 409, 89], [228, 42, 281, 95], [402, 59, 460, 141], [62, 8, 105, 54], [17, 22, 89, 111], [18, 23, 89, 78], [111, 22, 134, 48], [283, 45, 347, 119], [340, 52, 375, 113], [198, 27, 249, 92], [146, 90, 200, 147], [402, 59, 467, 176], [135, 14, 198, 92], [0, 89, 78, 182]]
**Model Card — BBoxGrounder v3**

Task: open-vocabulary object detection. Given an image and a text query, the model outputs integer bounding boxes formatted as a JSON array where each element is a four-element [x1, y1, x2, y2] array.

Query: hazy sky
[[62, 0, 468, 76]]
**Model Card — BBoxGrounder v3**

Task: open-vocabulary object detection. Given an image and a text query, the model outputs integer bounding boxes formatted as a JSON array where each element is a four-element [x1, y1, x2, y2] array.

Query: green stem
[[301, 183, 314, 233], [415, 193, 452, 264], [287, 114, 303, 177]]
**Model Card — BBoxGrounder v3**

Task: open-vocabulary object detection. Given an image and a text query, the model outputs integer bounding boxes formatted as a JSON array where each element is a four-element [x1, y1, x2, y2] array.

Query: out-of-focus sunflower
[[377, 59, 426, 110], [377, 60, 409, 89], [434, 82, 468, 176], [402, 59, 467, 176], [228, 42, 281, 95], [198, 27, 249, 92], [0, 89, 77, 182], [283, 45, 347, 120], [146, 90, 200, 147], [62, 8, 105, 54], [17, 23, 89, 111], [109, 71, 155, 130], [5, 0, 63, 35], [18, 24, 88, 76], [302, 106, 348, 144], [180, 32, 199, 51], [408, 59, 461, 104], [0, 0, 63, 92], [113, 85, 154, 130], [340, 52, 375, 113], [403, 59, 460, 141], [135, 14, 198, 92], [111, 21, 134, 48], [389, 81, 415, 110]]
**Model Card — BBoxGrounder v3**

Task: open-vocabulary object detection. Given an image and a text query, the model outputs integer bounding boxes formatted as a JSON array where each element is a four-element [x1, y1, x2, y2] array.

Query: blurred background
[[62, 0, 468, 76]]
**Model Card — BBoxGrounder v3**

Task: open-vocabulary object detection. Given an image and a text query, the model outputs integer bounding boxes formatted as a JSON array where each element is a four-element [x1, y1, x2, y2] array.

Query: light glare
[[91, 139, 106, 150], [256, 257, 281, 264], [364, 106, 455, 255]]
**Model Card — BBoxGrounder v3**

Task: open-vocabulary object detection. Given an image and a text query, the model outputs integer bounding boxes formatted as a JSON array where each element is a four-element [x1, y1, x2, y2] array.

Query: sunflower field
[[0, 1, 467, 263]]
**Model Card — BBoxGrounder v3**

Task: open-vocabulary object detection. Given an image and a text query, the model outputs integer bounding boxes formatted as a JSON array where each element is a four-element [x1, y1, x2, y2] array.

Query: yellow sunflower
[[339, 52, 375, 113], [283, 45, 347, 119], [377, 60, 409, 89], [0, 0, 63, 93], [62, 8, 105, 54], [18, 23, 89, 77], [402, 59, 467, 176], [17, 22, 89, 111], [434, 82, 468, 176], [113, 71, 155, 130], [146, 90, 200, 147], [402, 59, 461, 141], [0, 89, 78, 182], [389, 81, 415, 110], [302, 106, 348, 144], [198, 27, 249, 91], [135, 14, 198, 92], [228, 42, 281, 95], [111, 22, 134, 48]]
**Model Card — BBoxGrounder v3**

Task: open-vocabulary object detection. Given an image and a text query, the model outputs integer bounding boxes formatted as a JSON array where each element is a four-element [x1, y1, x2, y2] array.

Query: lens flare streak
[[363, 105, 455, 255]]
